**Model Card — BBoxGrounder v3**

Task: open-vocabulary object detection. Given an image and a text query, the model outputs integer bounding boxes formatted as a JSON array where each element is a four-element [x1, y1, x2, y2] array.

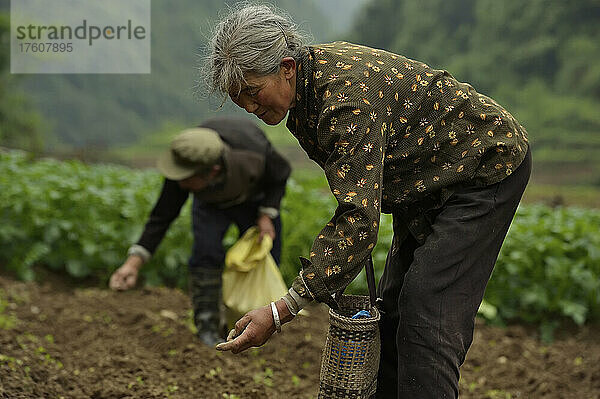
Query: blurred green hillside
[[2, 0, 334, 148], [0, 13, 41, 151], [1, 0, 599, 197]]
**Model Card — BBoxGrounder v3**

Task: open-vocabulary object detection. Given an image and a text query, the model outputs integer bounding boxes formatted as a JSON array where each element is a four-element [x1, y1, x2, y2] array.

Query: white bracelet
[[270, 301, 282, 333]]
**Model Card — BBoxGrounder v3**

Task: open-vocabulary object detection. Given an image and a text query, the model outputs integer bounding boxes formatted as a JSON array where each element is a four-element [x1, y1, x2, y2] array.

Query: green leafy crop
[[1, 150, 599, 331]]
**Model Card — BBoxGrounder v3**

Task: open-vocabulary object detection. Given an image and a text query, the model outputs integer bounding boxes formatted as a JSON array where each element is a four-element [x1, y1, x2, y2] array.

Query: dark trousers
[[188, 198, 282, 272], [375, 150, 531, 398]]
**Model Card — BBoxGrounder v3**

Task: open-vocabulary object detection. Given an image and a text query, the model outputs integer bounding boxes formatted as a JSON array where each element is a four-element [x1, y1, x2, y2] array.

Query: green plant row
[[0, 150, 192, 287], [1, 150, 599, 331], [485, 204, 600, 330]]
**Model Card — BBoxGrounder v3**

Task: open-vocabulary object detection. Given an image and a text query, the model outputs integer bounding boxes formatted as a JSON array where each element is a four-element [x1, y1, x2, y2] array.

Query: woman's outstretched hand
[[216, 300, 293, 354]]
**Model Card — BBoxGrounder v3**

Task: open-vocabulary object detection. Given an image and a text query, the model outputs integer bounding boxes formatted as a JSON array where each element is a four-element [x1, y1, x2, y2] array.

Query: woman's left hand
[[216, 305, 275, 353], [216, 300, 293, 354]]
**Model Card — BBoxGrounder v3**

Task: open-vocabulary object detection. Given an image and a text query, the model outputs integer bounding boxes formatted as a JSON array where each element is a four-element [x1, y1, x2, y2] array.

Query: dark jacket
[[286, 42, 529, 305], [136, 117, 291, 254]]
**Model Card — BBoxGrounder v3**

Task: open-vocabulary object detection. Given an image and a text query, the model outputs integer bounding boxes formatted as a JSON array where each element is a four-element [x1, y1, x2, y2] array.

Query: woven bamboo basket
[[318, 294, 381, 399]]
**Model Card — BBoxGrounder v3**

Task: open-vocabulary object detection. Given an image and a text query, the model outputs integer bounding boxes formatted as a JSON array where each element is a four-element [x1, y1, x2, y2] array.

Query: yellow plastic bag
[[222, 227, 288, 328]]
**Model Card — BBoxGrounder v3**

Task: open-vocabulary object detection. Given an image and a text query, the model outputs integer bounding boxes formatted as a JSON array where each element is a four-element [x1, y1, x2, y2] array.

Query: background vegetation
[[1, 0, 599, 337], [350, 0, 600, 181], [1, 0, 598, 182], [0, 14, 42, 151], [1, 151, 598, 338], [0, 0, 343, 148]]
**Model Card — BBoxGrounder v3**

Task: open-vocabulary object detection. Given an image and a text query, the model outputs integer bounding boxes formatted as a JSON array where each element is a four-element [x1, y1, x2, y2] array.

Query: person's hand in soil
[[216, 299, 293, 353], [109, 255, 143, 290], [256, 213, 276, 242]]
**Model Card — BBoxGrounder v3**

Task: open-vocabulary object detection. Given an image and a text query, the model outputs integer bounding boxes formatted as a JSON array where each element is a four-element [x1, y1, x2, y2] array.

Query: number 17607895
[[19, 42, 73, 53]]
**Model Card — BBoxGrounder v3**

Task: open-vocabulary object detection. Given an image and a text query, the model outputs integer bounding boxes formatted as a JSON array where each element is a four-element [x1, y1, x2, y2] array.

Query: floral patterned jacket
[[286, 41, 529, 306]]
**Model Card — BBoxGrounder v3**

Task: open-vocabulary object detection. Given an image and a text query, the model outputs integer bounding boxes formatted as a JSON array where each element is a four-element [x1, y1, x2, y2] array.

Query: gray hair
[[201, 3, 310, 97]]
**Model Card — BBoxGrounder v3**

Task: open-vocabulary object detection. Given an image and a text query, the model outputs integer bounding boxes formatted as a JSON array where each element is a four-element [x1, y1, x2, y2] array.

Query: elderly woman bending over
[[207, 4, 530, 399]]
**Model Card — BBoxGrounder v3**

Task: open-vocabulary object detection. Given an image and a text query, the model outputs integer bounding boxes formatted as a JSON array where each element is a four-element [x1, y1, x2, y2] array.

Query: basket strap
[[366, 256, 377, 308]]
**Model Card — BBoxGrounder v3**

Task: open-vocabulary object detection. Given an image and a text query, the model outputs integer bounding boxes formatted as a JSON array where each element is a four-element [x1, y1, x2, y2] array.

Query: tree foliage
[[9, 0, 332, 148], [348, 0, 600, 167], [349, 0, 600, 96], [0, 13, 42, 152]]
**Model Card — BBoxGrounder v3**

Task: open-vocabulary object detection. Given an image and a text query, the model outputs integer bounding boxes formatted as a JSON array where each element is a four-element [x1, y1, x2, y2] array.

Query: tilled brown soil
[[0, 275, 599, 399]]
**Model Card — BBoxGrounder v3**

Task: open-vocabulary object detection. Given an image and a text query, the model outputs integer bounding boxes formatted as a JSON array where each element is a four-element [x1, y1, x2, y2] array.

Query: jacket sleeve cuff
[[288, 287, 313, 310], [127, 244, 151, 263], [257, 206, 279, 219], [292, 257, 339, 309]]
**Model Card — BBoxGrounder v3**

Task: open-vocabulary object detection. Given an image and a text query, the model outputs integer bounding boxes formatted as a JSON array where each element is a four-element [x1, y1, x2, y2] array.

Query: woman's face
[[229, 58, 296, 125]]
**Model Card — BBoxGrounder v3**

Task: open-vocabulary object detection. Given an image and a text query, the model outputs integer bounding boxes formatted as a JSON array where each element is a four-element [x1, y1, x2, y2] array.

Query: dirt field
[[1, 274, 599, 399]]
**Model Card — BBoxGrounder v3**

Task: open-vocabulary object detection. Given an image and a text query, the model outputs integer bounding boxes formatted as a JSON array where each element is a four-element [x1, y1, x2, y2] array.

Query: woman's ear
[[280, 57, 296, 80]]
